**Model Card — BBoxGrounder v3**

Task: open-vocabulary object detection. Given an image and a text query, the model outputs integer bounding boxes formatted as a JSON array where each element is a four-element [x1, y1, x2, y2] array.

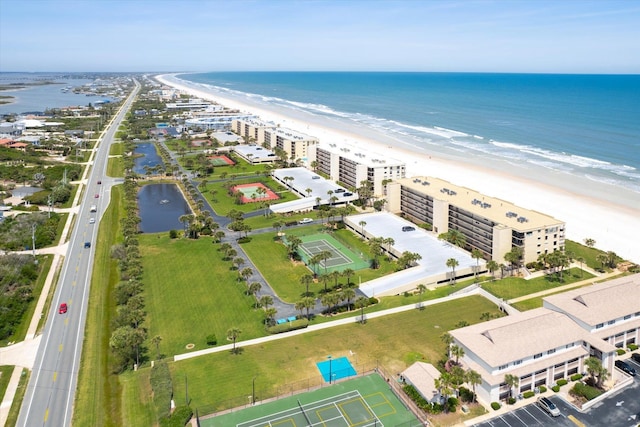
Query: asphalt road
[[17, 80, 140, 427]]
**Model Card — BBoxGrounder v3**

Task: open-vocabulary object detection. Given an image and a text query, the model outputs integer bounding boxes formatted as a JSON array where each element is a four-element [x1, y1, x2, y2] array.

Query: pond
[[137, 184, 190, 233], [133, 142, 164, 175]]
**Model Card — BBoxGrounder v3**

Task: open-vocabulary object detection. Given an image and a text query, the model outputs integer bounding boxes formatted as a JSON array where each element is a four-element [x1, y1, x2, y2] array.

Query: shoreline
[[156, 74, 640, 263]]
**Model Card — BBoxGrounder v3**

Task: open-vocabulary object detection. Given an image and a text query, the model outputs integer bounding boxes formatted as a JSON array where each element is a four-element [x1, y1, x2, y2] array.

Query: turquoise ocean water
[[180, 72, 640, 196]]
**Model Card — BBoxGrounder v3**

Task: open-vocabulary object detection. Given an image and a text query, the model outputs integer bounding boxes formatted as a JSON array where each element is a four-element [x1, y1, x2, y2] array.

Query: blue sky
[[1, 0, 639, 73]]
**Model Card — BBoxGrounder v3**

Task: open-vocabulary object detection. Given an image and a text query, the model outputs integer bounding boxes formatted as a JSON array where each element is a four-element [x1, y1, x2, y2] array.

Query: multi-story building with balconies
[[386, 176, 565, 264]]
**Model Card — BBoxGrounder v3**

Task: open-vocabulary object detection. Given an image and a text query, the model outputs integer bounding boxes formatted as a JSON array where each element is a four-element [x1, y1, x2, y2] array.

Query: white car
[[298, 218, 313, 224], [89, 218, 95, 224]]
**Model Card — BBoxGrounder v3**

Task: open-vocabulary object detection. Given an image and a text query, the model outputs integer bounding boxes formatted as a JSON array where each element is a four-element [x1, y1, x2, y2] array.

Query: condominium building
[[450, 308, 617, 404], [232, 118, 319, 163], [386, 177, 565, 264], [308, 142, 405, 196], [185, 112, 258, 132], [450, 273, 640, 404]]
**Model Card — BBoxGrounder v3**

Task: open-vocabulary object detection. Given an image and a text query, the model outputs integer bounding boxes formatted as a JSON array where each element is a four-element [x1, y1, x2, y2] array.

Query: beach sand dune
[[156, 74, 639, 264]]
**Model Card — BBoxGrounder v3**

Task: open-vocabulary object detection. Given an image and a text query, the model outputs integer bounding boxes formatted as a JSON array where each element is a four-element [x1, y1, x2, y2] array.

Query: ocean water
[[179, 72, 640, 196], [0, 72, 113, 115]]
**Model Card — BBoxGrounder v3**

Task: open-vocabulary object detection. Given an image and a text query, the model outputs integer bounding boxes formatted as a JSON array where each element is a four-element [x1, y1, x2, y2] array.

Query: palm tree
[[504, 374, 519, 400], [355, 296, 369, 324], [240, 267, 253, 282], [226, 327, 242, 354], [585, 356, 608, 388], [248, 281, 261, 299], [305, 188, 312, 197], [300, 274, 314, 296], [576, 256, 585, 277], [259, 295, 273, 310], [342, 268, 355, 287], [318, 250, 332, 274], [264, 307, 277, 326], [446, 258, 459, 284], [151, 335, 162, 359], [584, 238, 596, 248], [308, 254, 320, 277], [487, 260, 499, 281], [450, 345, 465, 364], [358, 220, 367, 237], [302, 296, 315, 319], [286, 235, 303, 260], [416, 284, 427, 309], [596, 253, 609, 270], [465, 369, 482, 403], [341, 287, 356, 310], [330, 270, 341, 288], [440, 332, 453, 357], [471, 248, 483, 281]]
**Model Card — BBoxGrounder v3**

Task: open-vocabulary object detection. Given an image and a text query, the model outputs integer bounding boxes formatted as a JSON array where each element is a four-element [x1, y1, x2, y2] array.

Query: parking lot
[[472, 357, 640, 427]]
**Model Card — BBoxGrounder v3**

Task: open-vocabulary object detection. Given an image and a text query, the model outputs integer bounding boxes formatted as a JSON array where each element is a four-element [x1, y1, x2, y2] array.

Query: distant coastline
[[157, 72, 639, 263]]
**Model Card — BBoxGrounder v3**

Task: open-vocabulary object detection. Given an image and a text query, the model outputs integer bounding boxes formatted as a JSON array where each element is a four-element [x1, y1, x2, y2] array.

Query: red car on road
[[94, 194, 99, 198], [59, 303, 68, 314]]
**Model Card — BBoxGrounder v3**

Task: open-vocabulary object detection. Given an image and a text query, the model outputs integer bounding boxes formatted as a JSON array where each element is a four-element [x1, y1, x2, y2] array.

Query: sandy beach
[[156, 74, 640, 264]]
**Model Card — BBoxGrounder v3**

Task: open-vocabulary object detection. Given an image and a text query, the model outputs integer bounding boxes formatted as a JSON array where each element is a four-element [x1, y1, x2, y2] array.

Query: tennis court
[[202, 374, 421, 427], [295, 233, 369, 274], [233, 182, 280, 203], [208, 154, 235, 166]]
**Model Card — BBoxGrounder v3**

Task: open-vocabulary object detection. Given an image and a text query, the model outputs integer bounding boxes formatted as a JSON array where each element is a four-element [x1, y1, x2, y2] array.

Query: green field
[[481, 268, 594, 300], [140, 235, 268, 357], [202, 374, 419, 426], [200, 177, 298, 215], [147, 295, 500, 417]]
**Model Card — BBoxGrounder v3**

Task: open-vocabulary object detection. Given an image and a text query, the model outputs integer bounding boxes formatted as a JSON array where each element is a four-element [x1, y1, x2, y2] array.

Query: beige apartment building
[[386, 177, 565, 264], [232, 118, 318, 163], [308, 142, 406, 196], [450, 274, 640, 404]]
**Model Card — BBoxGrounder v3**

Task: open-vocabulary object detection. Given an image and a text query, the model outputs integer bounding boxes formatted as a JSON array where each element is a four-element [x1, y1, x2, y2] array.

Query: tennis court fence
[[196, 364, 429, 426]]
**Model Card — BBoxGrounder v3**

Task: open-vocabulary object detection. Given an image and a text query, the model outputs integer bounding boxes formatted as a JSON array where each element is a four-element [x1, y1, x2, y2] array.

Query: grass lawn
[[480, 268, 594, 301], [200, 177, 298, 216], [5, 368, 28, 427], [107, 155, 123, 178], [140, 235, 268, 357], [153, 295, 500, 417], [73, 186, 125, 427], [0, 365, 14, 402], [565, 240, 617, 271], [242, 229, 397, 303], [119, 370, 155, 427], [109, 142, 124, 156]]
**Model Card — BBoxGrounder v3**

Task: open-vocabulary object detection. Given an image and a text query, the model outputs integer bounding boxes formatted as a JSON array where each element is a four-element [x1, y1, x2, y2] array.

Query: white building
[[308, 142, 405, 196], [185, 113, 258, 132]]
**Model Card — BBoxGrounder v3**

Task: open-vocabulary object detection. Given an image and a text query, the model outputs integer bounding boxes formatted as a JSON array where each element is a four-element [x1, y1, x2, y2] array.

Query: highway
[[17, 80, 140, 427]]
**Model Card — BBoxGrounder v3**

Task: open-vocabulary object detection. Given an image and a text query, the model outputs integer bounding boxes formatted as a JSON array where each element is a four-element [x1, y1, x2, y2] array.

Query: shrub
[[538, 385, 547, 393], [628, 344, 638, 351], [570, 383, 603, 401], [368, 297, 379, 305], [491, 402, 501, 410], [237, 236, 252, 244], [446, 397, 459, 413], [507, 397, 516, 405], [267, 319, 309, 334], [206, 334, 217, 346], [616, 348, 626, 355], [458, 387, 474, 403], [552, 385, 560, 392], [570, 373, 583, 381], [557, 379, 568, 386], [160, 405, 193, 427], [523, 391, 535, 399], [150, 361, 173, 420], [169, 229, 178, 239]]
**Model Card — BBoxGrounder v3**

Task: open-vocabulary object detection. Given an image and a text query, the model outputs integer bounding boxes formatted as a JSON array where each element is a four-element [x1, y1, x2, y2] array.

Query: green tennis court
[[294, 233, 369, 274], [200, 374, 421, 427]]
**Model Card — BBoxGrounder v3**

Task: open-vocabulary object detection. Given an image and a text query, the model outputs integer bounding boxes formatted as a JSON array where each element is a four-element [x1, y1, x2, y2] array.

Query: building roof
[[233, 145, 276, 161], [402, 362, 441, 401], [543, 274, 640, 326], [395, 176, 564, 231], [318, 142, 404, 168], [450, 308, 607, 368]]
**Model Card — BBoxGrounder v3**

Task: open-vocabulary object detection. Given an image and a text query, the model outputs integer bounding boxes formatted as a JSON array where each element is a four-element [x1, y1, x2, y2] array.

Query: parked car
[[537, 397, 560, 417], [615, 360, 637, 376], [631, 353, 640, 364], [402, 226, 416, 232], [298, 218, 313, 224], [59, 303, 68, 314]]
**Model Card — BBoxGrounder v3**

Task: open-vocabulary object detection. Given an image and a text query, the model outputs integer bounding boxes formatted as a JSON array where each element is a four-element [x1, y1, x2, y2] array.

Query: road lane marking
[[44, 408, 49, 422], [568, 415, 586, 427], [64, 318, 69, 326], [59, 344, 63, 352], [72, 280, 76, 286], [53, 372, 57, 382]]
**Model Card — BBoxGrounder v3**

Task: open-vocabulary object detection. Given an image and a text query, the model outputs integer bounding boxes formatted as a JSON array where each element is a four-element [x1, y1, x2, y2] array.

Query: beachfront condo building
[[450, 273, 640, 404], [308, 143, 406, 196], [385, 177, 565, 265], [185, 112, 258, 132], [232, 118, 319, 163]]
